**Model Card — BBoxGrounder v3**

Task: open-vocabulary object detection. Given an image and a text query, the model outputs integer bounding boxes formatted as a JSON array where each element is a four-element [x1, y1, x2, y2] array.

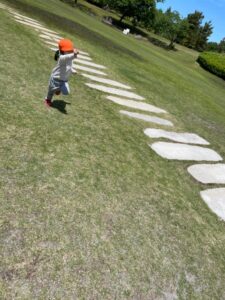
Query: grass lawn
[[0, 0, 225, 298]]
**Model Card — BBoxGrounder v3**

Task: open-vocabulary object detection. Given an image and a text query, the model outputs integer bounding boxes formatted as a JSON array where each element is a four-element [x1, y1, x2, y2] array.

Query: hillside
[[0, 0, 225, 299]]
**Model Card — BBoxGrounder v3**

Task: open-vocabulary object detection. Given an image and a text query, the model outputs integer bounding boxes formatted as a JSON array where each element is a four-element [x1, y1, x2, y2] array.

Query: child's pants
[[46, 77, 70, 100]]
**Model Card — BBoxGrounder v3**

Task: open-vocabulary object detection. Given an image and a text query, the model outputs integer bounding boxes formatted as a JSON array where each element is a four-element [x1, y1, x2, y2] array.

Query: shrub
[[197, 52, 225, 80]]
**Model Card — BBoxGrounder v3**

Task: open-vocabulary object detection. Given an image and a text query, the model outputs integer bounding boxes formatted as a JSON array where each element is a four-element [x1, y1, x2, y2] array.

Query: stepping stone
[[13, 14, 41, 26], [43, 40, 58, 47], [82, 74, 132, 89], [86, 84, 145, 100], [188, 164, 225, 184], [107, 96, 166, 113], [39, 34, 60, 42], [150, 142, 223, 161], [120, 110, 173, 126], [73, 65, 107, 76], [39, 31, 63, 40], [200, 188, 225, 221], [0, 4, 13, 10], [14, 19, 58, 35], [14, 19, 43, 29], [78, 51, 90, 56], [75, 59, 106, 69], [48, 47, 58, 52], [77, 55, 92, 61], [12, 12, 41, 24], [144, 129, 209, 145], [39, 33, 62, 40]]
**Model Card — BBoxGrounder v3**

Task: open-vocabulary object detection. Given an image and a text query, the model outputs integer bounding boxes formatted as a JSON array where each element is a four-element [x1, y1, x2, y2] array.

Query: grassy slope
[[0, 0, 225, 299]]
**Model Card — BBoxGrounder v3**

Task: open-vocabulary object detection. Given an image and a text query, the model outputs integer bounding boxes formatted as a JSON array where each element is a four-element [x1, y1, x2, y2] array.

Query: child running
[[45, 39, 79, 107]]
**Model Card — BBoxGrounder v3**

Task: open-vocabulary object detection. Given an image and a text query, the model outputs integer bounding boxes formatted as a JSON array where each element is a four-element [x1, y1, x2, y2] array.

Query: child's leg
[[46, 77, 60, 100], [60, 81, 70, 95]]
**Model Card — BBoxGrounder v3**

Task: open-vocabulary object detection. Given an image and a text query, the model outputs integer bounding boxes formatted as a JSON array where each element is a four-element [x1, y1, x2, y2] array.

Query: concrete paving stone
[[73, 65, 107, 75], [75, 59, 106, 69], [15, 19, 56, 34], [43, 40, 58, 47], [12, 12, 41, 23], [39, 32, 62, 40], [78, 50, 90, 56], [77, 55, 92, 61], [13, 14, 41, 25], [120, 110, 173, 126], [200, 188, 225, 221], [39, 31, 63, 39], [86, 84, 145, 100], [82, 74, 132, 89], [150, 142, 223, 161], [188, 164, 225, 184], [144, 128, 209, 145], [49, 47, 58, 52], [107, 96, 166, 113], [39, 34, 60, 42]]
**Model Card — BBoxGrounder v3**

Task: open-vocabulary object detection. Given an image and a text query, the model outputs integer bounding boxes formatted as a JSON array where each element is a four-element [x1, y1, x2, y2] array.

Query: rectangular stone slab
[[144, 128, 209, 145], [200, 188, 225, 221], [107, 96, 167, 113], [188, 164, 225, 184], [12, 12, 42, 24], [150, 142, 223, 161], [13, 15, 42, 26], [75, 59, 106, 69], [15, 20, 58, 34], [82, 74, 132, 89], [86, 84, 145, 100], [73, 65, 107, 75], [120, 110, 173, 126], [39, 34, 60, 42]]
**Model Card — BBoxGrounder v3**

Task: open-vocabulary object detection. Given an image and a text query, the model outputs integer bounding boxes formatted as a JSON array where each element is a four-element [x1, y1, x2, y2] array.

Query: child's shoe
[[44, 98, 52, 107]]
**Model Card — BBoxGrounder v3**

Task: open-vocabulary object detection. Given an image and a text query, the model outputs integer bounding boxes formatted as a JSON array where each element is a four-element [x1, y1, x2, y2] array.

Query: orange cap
[[58, 39, 74, 52]]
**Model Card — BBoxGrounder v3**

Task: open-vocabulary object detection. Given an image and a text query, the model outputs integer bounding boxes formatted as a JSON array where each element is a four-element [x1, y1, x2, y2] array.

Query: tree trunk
[[120, 13, 126, 23]]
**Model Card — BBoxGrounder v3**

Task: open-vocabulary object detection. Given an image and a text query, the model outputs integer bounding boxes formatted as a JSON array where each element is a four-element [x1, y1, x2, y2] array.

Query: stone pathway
[[120, 111, 173, 126], [1, 3, 224, 221], [150, 142, 222, 161], [144, 129, 209, 145], [188, 164, 225, 184]]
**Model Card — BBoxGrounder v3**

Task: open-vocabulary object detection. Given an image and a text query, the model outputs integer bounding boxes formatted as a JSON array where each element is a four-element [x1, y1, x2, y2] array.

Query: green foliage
[[197, 52, 225, 79], [154, 8, 188, 49], [107, 0, 163, 25], [180, 11, 213, 51], [206, 38, 225, 53]]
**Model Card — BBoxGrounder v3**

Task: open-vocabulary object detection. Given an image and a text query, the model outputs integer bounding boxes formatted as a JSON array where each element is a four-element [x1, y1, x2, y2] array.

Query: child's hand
[[74, 48, 79, 57]]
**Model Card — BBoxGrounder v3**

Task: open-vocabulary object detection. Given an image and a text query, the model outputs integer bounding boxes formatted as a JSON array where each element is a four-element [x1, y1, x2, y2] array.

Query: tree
[[180, 11, 213, 51], [107, 0, 163, 25], [184, 11, 204, 48], [195, 21, 213, 51], [154, 8, 187, 49], [206, 41, 219, 52], [218, 38, 225, 53]]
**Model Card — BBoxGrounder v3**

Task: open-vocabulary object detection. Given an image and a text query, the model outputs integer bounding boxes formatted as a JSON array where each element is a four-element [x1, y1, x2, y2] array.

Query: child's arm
[[59, 49, 80, 63]]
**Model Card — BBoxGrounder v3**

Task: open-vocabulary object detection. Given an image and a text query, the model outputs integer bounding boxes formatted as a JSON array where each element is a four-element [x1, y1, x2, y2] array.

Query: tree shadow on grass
[[107, 17, 177, 51], [51, 100, 71, 114]]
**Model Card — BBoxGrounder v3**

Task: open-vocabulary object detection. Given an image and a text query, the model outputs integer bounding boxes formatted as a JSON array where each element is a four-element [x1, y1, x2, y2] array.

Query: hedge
[[197, 52, 225, 80]]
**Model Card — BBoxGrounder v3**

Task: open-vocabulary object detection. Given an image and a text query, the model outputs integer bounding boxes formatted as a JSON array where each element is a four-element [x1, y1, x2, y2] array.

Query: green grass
[[0, 0, 225, 298]]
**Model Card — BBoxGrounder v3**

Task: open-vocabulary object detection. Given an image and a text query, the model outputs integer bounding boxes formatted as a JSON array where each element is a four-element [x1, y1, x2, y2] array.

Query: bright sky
[[157, 0, 225, 42]]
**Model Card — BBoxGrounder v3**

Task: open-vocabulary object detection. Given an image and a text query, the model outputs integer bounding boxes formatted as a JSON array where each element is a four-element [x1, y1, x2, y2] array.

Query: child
[[44, 39, 79, 107]]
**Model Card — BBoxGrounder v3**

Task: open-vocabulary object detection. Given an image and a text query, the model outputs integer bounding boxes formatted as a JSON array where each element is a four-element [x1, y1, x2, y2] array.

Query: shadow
[[51, 100, 71, 114], [108, 17, 177, 51], [7, 0, 144, 61]]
